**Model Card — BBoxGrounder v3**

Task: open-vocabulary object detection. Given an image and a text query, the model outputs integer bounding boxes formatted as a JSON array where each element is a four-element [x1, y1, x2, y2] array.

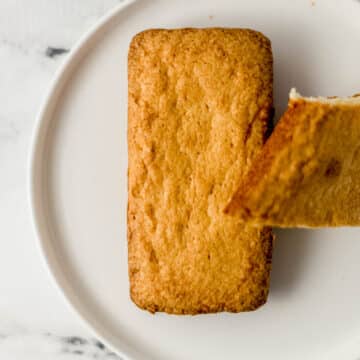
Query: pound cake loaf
[[225, 89, 360, 227], [128, 28, 274, 314]]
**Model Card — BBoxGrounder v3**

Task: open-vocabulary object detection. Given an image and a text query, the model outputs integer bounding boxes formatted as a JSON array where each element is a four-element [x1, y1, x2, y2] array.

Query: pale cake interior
[[290, 88, 360, 105]]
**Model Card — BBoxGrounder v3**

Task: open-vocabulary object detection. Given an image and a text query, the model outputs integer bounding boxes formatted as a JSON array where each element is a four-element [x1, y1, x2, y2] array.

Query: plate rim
[[28, 1, 137, 359]]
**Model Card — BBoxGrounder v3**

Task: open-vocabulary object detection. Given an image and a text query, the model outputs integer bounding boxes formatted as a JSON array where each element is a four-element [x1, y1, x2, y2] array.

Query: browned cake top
[[128, 28, 273, 314]]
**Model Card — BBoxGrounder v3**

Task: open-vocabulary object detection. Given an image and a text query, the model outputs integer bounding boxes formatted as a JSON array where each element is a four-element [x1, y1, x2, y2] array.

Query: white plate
[[30, 0, 360, 359]]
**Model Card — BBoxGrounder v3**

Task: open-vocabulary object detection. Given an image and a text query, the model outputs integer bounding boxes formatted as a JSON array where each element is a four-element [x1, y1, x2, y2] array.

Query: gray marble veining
[[0, 330, 122, 359]]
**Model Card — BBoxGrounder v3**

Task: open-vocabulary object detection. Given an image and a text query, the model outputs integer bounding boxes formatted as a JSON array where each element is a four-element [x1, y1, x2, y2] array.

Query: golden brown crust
[[225, 96, 360, 227], [128, 28, 273, 314]]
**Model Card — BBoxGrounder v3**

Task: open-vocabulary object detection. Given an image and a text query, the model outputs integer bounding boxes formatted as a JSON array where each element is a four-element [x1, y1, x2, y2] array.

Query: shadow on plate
[[270, 228, 313, 295]]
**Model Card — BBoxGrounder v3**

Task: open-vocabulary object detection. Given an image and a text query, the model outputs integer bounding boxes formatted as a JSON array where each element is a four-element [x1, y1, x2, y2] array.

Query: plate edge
[[28, 2, 137, 360]]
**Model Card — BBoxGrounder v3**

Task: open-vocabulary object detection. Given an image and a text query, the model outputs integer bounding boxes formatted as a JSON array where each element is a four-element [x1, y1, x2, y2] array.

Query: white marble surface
[[0, 1, 123, 358]]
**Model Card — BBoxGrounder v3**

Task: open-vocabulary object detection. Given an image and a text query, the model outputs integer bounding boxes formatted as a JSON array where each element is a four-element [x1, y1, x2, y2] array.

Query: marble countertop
[[0, 1, 123, 358]]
